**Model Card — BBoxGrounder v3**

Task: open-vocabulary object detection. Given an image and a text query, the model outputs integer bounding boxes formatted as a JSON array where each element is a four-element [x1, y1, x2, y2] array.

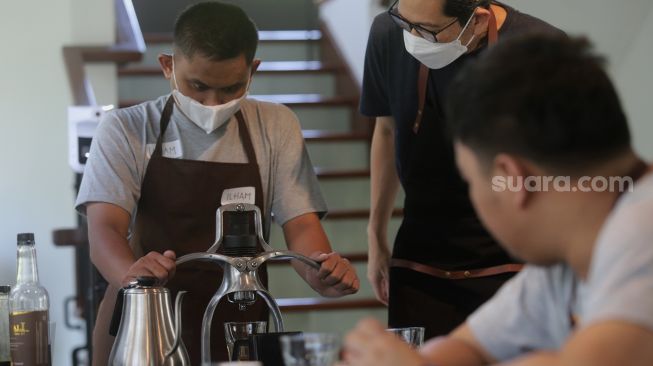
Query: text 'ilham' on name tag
[[221, 186, 255, 205], [145, 140, 183, 159]]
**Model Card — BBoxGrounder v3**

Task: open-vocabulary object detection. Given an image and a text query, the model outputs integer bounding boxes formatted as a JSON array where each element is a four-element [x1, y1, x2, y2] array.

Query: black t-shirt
[[360, 3, 563, 269]]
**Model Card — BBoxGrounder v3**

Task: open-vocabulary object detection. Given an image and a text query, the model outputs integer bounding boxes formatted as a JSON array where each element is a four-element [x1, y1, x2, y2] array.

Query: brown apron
[[92, 96, 269, 365], [394, 7, 523, 281]]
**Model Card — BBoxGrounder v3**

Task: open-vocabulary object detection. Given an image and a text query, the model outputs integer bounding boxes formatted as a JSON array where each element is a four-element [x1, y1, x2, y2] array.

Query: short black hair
[[443, 0, 491, 24], [446, 33, 631, 173], [173, 1, 259, 63]]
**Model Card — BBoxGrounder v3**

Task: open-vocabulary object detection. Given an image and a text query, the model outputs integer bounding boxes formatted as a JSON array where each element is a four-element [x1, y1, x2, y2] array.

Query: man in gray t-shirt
[[77, 2, 359, 364], [340, 35, 653, 366]]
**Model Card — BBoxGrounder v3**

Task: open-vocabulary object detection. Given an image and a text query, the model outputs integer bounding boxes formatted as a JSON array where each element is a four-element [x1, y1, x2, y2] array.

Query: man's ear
[[250, 59, 261, 76], [471, 7, 491, 38], [158, 54, 173, 80], [493, 153, 533, 210]]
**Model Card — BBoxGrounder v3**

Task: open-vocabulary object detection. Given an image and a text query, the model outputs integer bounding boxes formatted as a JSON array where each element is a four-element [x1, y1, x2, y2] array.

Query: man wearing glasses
[[362, 0, 562, 338]]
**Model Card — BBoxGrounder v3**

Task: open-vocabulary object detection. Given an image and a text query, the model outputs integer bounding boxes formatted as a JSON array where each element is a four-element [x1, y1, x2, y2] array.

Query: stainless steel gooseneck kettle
[[109, 277, 189, 366]]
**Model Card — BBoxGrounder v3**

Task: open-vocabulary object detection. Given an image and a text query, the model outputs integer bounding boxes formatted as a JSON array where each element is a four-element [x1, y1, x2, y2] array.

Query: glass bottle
[[9, 233, 51, 366], [0, 285, 10, 366]]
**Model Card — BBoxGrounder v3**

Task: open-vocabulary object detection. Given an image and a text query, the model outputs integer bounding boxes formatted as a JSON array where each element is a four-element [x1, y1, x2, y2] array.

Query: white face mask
[[403, 12, 476, 69], [171, 57, 249, 134]]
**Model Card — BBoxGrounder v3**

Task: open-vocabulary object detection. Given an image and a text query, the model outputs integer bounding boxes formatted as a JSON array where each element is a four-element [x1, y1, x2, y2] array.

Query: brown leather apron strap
[[412, 64, 429, 134], [235, 110, 259, 166], [391, 258, 523, 280], [488, 7, 498, 45], [152, 95, 175, 157], [413, 7, 499, 134]]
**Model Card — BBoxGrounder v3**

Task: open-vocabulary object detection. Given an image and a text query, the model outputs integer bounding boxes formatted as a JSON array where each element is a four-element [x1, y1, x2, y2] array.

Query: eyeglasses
[[387, 0, 459, 43]]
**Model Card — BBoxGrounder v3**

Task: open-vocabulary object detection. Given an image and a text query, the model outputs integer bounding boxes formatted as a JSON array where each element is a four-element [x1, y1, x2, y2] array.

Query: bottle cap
[[0, 285, 10, 294], [17, 233, 35, 244]]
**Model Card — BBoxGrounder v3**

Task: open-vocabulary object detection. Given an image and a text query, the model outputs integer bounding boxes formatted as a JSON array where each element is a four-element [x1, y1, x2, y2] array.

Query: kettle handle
[[165, 290, 187, 359]]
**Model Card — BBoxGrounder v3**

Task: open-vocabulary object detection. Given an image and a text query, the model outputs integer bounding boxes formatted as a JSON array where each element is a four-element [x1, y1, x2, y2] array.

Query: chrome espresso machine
[[110, 203, 321, 365]]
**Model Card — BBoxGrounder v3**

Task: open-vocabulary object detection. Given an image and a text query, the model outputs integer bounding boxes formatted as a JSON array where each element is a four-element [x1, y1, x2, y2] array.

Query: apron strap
[[412, 65, 430, 134], [235, 110, 259, 166], [153, 98, 259, 168], [488, 6, 498, 45], [413, 7, 499, 134], [152, 95, 176, 158]]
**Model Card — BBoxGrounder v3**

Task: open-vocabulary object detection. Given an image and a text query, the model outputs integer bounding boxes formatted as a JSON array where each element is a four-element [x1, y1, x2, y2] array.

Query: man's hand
[[367, 239, 391, 305], [342, 318, 428, 366], [121, 250, 177, 287], [301, 251, 360, 297]]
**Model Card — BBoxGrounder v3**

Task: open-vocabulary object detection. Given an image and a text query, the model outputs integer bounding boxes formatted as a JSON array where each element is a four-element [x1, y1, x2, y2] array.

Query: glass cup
[[280, 333, 341, 366], [224, 321, 268, 361], [386, 327, 425, 348]]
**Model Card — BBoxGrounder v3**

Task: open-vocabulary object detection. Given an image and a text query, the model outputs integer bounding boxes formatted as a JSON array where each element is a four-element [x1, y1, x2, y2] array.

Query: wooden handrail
[[63, 0, 145, 106], [52, 228, 88, 248]]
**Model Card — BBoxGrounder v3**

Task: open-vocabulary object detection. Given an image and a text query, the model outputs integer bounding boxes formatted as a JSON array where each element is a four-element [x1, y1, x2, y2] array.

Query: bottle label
[[9, 310, 50, 366]]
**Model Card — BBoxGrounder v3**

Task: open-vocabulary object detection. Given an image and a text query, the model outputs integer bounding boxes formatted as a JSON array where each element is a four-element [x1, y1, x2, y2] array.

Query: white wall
[[500, 0, 653, 160], [320, 0, 653, 159], [320, 0, 383, 84], [0, 0, 115, 364]]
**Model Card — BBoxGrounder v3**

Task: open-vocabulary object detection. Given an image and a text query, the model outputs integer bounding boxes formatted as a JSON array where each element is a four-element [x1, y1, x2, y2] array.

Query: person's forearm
[[89, 227, 136, 287], [283, 213, 331, 275], [283, 213, 331, 255], [368, 117, 400, 251], [420, 324, 495, 366], [87, 209, 136, 288], [420, 337, 488, 366]]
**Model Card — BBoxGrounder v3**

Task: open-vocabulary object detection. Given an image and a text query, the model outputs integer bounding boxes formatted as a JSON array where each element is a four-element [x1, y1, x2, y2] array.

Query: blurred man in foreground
[[343, 33, 653, 366]]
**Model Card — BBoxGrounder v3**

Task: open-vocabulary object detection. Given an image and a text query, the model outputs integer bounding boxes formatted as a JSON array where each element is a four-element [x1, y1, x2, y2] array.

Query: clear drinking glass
[[280, 333, 341, 366], [224, 321, 268, 361], [386, 327, 425, 348]]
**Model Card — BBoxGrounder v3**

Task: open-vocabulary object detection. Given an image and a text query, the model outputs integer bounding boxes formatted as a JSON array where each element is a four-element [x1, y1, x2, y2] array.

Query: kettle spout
[[165, 290, 187, 359]]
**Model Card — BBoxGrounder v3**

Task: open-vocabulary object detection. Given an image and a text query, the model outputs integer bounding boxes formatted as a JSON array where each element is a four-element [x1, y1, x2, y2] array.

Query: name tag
[[221, 187, 255, 205], [146, 140, 183, 159]]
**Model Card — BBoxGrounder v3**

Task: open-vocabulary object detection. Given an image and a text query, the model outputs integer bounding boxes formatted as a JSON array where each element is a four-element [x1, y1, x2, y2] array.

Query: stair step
[[266, 252, 367, 266], [269, 214, 403, 255], [119, 94, 357, 109], [294, 106, 352, 132], [119, 74, 336, 100], [253, 94, 357, 107], [302, 130, 369, 143], [326, 208, 403, 220], [315, 168, 369, 179], [119, 61, 340, 76], [139, 41, 321, 65], [277, 297, 385, 312], [306, 141, 369, 170], [143, 30, 322, 44]]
